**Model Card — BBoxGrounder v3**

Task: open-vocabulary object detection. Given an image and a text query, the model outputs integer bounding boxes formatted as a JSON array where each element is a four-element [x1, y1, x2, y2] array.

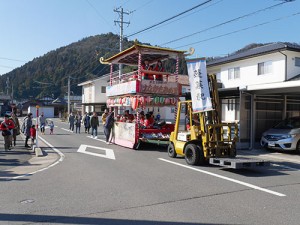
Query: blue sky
[[0, 0, 299, 75]]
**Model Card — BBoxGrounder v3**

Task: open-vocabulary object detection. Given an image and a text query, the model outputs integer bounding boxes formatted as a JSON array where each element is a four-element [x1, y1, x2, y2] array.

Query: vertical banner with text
[[187, 58, 213, 112]]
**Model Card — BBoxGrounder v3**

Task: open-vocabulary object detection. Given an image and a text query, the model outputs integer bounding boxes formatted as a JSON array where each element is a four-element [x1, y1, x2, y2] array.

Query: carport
[[239, 79, 300, 149]]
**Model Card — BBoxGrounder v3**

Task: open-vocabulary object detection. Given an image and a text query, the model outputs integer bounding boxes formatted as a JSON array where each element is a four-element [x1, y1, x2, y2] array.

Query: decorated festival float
[[100, 43, 188, 149]]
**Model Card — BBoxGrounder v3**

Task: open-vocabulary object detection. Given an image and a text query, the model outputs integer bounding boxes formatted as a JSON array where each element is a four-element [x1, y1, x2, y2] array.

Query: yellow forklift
[[168, 74, 269, 168]]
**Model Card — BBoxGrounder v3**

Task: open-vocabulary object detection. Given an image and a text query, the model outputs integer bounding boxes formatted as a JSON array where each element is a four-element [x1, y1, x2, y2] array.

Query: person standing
[[0, 115, 15, 151], [39, 112, 47, 135], [23, 113, 33, 148], [75, 113, 82, 134], [11, 111, 20, 146], [101, 109, 109, 125], [104, 111, 114, 144], [30, 125, 36, 147], [90, 112, 99, 139], [49, 121, 54, 134], [82, 112, 91, 134], [68, 112, 75, 132]]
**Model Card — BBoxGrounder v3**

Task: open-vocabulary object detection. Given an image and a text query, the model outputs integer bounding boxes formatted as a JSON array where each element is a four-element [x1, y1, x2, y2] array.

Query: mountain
[[0, 33, 136, 101]]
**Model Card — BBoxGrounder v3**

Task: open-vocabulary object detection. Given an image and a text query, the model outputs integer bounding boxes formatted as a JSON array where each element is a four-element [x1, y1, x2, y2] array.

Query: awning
[[241, 80, 300, 95]]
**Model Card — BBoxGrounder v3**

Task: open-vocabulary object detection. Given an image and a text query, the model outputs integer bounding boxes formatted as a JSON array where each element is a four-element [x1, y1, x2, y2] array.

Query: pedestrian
[[11, 111, 20, 146], [68, 112, 75, 132], [90, 111, 99, 139], [75, 113, 81, 134], [39, 112, 47, 135], [22, 113, 33, 148], [101, 109, 109, 125], [104, 111, 114, 144], [49, 121, 54, 134], [0, 114, 15, 151], [82, 112, 90, 133], [30, 125, 36, 147]]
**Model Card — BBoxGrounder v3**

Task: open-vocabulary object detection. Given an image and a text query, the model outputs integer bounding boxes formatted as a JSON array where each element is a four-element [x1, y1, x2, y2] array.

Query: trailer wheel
[[168, 143, 177, 158], [184, 144, 204, 165]]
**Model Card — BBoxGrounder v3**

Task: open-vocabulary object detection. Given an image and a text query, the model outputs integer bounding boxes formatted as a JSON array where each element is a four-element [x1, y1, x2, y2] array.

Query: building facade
[[207, 42, 300, 149]]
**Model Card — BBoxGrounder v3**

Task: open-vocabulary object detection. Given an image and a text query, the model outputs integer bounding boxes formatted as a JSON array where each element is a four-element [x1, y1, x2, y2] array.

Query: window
[[295, 57, 300, 67], [101, 86, 106, 93], [258, 61, 272, 75], [228, 67, 240, 80]]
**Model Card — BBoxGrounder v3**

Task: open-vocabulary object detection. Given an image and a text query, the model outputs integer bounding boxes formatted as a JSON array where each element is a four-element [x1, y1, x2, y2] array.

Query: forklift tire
[[167, 143, 177, 158], [184, 144, 204, 165]]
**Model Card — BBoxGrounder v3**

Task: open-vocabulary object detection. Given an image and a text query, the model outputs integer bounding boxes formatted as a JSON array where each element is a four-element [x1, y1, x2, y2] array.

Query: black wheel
[[184, 144, 204, 165], [167, 143, 177, 158], [296, 141, 300, 154]]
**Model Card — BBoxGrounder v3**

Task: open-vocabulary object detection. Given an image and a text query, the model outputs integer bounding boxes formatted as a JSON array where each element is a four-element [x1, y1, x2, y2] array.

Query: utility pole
[[114, 6, 130, 81], [68, 75, 70, 115]]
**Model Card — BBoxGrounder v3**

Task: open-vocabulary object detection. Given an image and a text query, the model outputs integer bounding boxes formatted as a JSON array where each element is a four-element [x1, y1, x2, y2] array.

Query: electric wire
[[86, 0, 117, 33], [161, 1, 291, 46], [125, 0, 213, 38], [175, 11, 300, 49]]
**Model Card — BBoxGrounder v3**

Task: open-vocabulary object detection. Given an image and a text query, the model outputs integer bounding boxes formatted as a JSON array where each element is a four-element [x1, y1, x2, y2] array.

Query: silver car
[[260, 117, 300, 153]]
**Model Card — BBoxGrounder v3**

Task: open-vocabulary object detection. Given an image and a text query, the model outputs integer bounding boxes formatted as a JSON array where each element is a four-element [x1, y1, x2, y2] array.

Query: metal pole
[[114, 6, 130, 81], [68, 75, 70, 115], [36, 106, 39, 147]]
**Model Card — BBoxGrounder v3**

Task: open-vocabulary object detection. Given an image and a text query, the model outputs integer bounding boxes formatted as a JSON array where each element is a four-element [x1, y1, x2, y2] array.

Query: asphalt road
[[1, 119, 300, 225]]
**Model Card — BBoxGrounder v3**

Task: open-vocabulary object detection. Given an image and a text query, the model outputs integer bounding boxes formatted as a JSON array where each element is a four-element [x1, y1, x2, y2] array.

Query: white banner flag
[[187, 58, 213, 112]]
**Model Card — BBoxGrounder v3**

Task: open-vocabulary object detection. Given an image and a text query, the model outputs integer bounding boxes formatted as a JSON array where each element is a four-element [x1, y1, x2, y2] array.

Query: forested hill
[[0, 33, 137, 100]]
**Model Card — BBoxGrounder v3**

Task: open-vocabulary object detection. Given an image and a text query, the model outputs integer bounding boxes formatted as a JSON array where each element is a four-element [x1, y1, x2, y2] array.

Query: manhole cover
[[20, 199, 35, 204]]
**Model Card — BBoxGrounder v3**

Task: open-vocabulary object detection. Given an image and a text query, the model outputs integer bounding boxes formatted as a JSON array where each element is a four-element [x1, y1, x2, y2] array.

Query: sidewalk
[[0, 135, 60, 180]]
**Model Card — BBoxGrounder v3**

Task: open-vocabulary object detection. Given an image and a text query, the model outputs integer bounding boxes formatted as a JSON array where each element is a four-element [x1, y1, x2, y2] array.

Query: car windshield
[[274, 117, 300, 129]]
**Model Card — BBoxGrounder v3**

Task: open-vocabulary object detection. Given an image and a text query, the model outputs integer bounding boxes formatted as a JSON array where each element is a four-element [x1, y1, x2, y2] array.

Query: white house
[[78, 75, 110, 114], [207, 42, 300, 148]]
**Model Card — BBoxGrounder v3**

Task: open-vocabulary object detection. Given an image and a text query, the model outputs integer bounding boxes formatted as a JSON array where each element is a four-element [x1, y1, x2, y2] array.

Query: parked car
[[260, 116, 300, 153]]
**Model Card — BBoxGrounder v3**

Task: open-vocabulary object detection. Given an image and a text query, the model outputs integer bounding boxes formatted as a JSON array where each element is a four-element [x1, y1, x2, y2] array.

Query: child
[[30, 125, 36, 147], [49, 121, 54, 134]]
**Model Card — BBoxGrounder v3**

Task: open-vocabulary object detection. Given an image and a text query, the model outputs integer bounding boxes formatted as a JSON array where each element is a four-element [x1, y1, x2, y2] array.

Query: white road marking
[[7, 136, 65, 180], [77, 144, 115, 160], [86, 136, 106, 143], [61, 128, 74, 133], [159, 158, 286, 197]]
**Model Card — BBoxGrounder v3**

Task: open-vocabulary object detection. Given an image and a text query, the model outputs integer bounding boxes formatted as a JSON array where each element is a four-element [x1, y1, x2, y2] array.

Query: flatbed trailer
[[209, 157, 271, 169]]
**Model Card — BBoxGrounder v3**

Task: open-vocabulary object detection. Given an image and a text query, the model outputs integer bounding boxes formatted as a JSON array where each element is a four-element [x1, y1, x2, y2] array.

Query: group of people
[[141, 60, 164, 81], [0, 112, 20, 151], [68, 111, 101, 139]]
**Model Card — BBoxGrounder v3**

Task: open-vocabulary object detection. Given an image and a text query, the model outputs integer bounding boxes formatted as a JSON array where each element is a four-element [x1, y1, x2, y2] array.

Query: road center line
[[158, 158, 286, 197]]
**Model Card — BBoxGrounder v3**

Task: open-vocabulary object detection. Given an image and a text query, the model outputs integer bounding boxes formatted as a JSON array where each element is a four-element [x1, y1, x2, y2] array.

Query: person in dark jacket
[[22, 113, 32, 148], [90, 112, 99, 138], [104, 111, 114, 144]]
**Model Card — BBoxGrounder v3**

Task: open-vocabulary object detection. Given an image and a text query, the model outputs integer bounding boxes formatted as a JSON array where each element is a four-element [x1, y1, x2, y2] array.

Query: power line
[[175, 11, 300, 49], [127, 0, 223, 38], [125, 0, 213, 38], [85, 0, 117, 33], [0, 57, 27, 63], [161, 0, 291, 46]]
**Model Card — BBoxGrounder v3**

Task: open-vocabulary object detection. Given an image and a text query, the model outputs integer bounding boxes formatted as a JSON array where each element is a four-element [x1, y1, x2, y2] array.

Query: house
[[207, 42, 300, 149], [78, 74, 110, 115]]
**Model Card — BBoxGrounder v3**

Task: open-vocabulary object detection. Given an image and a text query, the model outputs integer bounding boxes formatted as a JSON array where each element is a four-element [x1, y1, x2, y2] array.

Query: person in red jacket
[[1, 114, 15, 151], [141, 60, 154, 80], [30, 125, 36, 147], [153, 60, 164, 81]]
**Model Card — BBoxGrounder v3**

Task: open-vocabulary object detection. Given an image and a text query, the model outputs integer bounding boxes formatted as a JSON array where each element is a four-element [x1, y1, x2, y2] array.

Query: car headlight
[[281, 134, 296, 139]]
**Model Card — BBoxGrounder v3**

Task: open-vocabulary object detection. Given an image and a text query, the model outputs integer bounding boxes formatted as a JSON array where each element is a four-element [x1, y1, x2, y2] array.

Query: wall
[[28, 106, 54, 118]]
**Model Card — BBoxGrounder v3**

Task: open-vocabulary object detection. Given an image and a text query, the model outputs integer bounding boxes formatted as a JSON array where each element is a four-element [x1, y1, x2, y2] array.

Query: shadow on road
[[0, 213, 228, 225]]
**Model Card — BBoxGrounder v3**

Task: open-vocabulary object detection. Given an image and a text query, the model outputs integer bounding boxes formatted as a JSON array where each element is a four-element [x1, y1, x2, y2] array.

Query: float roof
[[100, 43, 186, 66]]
